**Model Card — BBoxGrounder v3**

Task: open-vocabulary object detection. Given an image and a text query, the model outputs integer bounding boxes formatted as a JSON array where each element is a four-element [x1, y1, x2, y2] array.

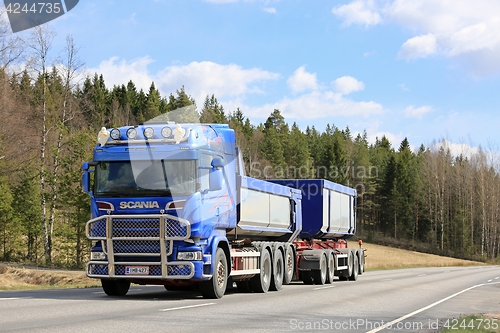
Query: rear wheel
[[313, 253, 327, 285], [326, 252, 335, 284], [350, 255, 359, 281], [200, 248, 227, 299], [101, 279, 130, 296], [359, 253, 364, 275], [270, 248, 284, 291], [283, 244, 295, 285], [250, 247, 272, 293]]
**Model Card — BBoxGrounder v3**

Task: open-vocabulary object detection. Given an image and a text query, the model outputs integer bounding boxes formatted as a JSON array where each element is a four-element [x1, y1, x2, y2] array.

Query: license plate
[[125, 266, 149, 275]]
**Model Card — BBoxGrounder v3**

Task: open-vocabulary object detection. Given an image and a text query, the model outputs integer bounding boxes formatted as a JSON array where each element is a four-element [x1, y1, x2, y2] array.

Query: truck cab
[[82, 123, 238, 297]]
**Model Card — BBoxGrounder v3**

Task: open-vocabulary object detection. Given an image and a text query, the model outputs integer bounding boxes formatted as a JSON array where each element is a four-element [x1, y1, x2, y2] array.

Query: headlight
[[177, 251, 202, 261], [127, 127, 138, 139], [144, 127, 155, 139], [161, 126, 172, 138], [110, 128, 120, 140], [91, 252, 106, 260]]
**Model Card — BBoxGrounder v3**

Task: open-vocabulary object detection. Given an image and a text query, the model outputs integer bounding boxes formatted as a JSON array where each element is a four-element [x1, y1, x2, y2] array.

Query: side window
[[200, 154, 213, 190]]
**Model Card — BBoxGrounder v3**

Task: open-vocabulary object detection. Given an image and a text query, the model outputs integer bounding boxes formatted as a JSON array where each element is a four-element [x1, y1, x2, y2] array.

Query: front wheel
[[101, 279, 130, 296], [200, 248, 227, 299]]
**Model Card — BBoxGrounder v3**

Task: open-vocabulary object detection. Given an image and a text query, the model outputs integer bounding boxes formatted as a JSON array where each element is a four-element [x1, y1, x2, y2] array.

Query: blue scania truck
[[82, 122, 364, 299]]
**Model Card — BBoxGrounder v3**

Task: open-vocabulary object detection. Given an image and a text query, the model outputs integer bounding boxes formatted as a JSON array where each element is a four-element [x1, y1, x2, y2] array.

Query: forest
[[0, 25, 499, 268]]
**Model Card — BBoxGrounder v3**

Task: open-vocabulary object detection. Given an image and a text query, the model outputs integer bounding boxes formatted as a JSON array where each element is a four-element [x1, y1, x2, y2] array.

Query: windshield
[[94, 160, 197, 198]]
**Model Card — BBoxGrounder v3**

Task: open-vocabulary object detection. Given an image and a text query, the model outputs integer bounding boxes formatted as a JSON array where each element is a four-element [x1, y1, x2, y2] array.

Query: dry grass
[[0, 264, 99, 290], [359, 243, 485, 270]]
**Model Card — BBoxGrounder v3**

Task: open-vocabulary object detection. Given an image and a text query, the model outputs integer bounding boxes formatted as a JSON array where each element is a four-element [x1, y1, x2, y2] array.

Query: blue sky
[[8, 0, 500, 151]]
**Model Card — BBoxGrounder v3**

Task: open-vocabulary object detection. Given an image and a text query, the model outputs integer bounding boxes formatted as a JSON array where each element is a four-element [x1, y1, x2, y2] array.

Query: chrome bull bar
[[85, 214, 193, 279]]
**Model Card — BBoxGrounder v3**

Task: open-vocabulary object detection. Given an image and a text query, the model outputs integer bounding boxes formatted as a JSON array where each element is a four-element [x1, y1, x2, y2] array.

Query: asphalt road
[[0, 265, 499, 333]]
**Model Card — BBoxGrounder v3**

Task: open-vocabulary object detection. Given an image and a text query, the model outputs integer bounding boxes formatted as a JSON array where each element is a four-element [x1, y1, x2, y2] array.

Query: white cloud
[[333, 76, 365, 94], [397, 33, 437, 59], [88, 58, 279, 105], [434, 140, 480, 159], [263, 7, 277, 14], [332, 0, 382, 28], [287, 66, 319, 93], [245, 91, 383, 119], [332, 0, 500, 75], [87, 56, 156, 92], [404, 105, 433, 119], [367, 131, 404, 148]]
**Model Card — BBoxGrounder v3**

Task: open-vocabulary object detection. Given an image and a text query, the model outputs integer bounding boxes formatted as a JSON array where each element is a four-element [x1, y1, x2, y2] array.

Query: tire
[[200, 248, 227, 299], [301, 271, 314, 285], [326, 252, 335, 284], [350, 255, 359, 281], [250, 247, 272, 293], [270, 247, 284, 291], [347, 253, 353, 278], [313, 253, 327, 285], [283, 244, 295, 285], [359, 253, 364, 275], [101, 279, 130, 296]]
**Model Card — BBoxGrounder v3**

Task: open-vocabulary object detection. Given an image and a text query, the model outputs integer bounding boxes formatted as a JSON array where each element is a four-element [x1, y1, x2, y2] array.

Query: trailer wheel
[[200, 248, 227, 299], [270, 247, 284, 291], [350, 255, 358, 281], [250, 247, 272, 293], [101, 279, 130, 296], [283, 244, 295, 285], [313, 253, 327, 285], [301, 271, 314, 285], [358, 253, 364, 275], [326, 252, 335, 284]]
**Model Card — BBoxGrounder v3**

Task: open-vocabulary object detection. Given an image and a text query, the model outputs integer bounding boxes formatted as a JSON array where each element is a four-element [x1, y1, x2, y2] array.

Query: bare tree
[[47, 35, 85, 253], [26, 24, 56, 263]]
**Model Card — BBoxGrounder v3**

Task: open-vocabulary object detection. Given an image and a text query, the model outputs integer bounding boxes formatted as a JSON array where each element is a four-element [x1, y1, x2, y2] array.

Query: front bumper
[[85, 214, 202, 280]]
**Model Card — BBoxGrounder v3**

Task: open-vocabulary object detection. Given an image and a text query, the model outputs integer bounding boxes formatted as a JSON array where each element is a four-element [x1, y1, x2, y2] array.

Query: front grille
[[113, 240, 162, 254], [168, 264, 192, 276], [87, 220, 106, 238], [112, 219, 160, 238], [89, 264, 108, 275], [166, 218, 189, 239]]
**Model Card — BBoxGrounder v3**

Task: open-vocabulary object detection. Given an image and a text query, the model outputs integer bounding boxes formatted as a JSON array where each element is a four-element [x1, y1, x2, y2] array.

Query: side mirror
[[211, 158, 224, 168], [209, 168, 224, 191], [82, 171, 91, 194]]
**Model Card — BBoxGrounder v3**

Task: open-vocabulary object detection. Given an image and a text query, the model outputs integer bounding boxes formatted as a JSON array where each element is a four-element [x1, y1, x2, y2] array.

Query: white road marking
[[314, 286, 336, 290], [159, 303, 215, 312], [366, 282, 499, 333], [0, 297, 30, 301]]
